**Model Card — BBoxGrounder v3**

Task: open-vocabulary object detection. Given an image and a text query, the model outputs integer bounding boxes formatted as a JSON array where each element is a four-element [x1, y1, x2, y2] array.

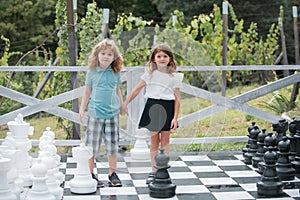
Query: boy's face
[[154, 51, 170, 68], [98, 48, 114, 69]]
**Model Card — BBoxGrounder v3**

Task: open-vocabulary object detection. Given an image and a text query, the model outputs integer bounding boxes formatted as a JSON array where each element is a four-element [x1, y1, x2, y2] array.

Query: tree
[[0, 0, 56, 65]]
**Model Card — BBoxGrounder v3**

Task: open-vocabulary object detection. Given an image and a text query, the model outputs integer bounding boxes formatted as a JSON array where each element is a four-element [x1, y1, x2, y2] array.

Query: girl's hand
[[170, 119, 178, 130], [120, 103, 128, 115]]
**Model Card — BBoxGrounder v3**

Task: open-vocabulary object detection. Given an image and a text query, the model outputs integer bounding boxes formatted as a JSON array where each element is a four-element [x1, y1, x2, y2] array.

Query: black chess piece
[[244, 125, 260, 165], [148, 148, 176, 198], [252, 128, 268, 168], [257, 147, 284, 197], [273, 119, 288, 144], [288, 118, 297, 161], [292, 130, 300, 178], [258, 132, 277, 174], [276, 136, 295, 181], [243, 122, 256, 163]]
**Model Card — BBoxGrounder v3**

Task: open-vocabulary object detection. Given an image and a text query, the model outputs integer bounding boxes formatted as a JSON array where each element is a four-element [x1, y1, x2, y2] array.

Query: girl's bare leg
[[160, 131, 171, 154], [150, 131, 160, 172]]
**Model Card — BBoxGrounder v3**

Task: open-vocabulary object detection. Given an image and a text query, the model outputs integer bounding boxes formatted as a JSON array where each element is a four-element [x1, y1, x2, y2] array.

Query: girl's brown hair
[[146, 43, 177, 74], [88, 39, 123, 73]]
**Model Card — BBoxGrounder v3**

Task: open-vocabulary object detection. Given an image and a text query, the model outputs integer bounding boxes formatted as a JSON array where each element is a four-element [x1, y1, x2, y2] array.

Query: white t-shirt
[[141, 70, 184, 100]]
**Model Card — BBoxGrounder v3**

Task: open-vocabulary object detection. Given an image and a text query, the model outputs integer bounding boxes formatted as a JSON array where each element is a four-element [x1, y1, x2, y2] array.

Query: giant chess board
[[20, 151, 300, 200]]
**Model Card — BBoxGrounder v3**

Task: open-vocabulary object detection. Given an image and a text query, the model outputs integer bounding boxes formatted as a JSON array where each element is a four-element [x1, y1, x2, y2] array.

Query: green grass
[[1, 84, 299, 152]]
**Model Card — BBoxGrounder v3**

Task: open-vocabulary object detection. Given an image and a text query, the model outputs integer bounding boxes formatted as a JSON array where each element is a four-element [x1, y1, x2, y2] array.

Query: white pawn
[[26, 159, 55, 200], [69, 143, 97, 194], [42, 127, 55, 143], [0, 155, 18, 200], [47, 145, 61, 167], [41, 156, 63, 200], [2, 132, 17, 149]]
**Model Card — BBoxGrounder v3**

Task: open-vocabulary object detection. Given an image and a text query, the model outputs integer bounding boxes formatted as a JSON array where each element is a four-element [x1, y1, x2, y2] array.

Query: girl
[[124, 43, 183, 183], [79, 38, 125, 187]]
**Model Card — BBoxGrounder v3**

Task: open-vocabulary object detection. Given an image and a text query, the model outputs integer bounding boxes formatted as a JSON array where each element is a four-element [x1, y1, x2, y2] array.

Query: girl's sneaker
[[146, 171, 156, 184], [108, 172, 122, 187], [91, 173, 104, 188]]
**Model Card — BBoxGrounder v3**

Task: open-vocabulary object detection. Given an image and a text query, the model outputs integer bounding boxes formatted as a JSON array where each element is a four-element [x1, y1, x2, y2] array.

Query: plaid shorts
[[84, 116, 119, 156]]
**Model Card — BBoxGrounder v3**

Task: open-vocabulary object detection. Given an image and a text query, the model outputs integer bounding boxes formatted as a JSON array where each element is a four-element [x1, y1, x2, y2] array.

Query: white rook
[[69, 143, 97, 194]]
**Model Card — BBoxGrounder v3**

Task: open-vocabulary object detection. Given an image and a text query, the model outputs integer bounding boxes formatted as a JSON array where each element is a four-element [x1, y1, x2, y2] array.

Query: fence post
[[290, 6, 300, 106], [67, 0, 80, 139], [222, 1, 228, 97]]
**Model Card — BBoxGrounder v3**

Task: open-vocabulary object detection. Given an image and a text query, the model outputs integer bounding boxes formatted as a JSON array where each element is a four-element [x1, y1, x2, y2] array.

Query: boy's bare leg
[[108, 155, 117, 175], [89, 156, 95, 173]]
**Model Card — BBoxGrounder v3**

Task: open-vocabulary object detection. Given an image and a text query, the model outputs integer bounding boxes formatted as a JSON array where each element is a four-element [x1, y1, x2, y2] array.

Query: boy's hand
[[120, 103, 128, 115]]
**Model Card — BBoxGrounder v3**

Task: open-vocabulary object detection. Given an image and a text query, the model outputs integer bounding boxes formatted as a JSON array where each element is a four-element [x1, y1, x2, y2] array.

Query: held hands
[[120, 103, 128, 115]]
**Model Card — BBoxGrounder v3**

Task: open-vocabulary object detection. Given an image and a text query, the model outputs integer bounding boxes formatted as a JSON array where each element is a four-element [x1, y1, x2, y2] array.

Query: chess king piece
[[257, 147, 283, 197], [276, 136, 295, 181], [148, 148, 176, 198], [69, 143, 97, 194], [0, 155, 18, 200], [26, 159, 55, 200], [7, 113, 34, 187]]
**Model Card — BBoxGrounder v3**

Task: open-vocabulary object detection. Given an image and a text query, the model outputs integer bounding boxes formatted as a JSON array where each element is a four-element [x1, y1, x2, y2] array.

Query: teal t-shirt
[[85, 66, 121, 119]]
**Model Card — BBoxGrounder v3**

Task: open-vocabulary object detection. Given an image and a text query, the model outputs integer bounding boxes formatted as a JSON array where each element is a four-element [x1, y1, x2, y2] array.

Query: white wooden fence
[[1, 65, 300, 146]]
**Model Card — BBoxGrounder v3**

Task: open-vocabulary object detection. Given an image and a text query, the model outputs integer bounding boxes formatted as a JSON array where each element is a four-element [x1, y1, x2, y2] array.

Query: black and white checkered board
[[36, 151, 300, 199]]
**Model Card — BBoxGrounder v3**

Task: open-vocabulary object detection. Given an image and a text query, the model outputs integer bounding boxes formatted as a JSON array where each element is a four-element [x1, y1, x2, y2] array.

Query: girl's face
[[154, 51, 170, 68], [98, 48, 114, 69]]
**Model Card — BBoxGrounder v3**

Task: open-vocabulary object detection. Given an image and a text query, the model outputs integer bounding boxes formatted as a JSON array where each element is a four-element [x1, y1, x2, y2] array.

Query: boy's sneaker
[[91, 173, 104, 188], [108, 172, 122, 187]]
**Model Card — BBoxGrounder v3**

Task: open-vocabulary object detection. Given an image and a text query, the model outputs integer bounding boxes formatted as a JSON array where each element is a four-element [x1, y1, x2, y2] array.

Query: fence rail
[[0, 65, 299, 146]]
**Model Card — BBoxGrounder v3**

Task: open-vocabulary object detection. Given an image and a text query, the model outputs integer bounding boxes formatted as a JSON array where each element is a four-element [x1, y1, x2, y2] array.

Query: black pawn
[[292, 130, 300, 178], [258, 132, 277, 174], [243, 122, 256, 163], [288, 118, 300, 161], [244, 125, 260, 164], [148, 148, 176, 198], [252, 128, 267, 168], [257, 147, 283, 197], [276, 136, 295, 181]]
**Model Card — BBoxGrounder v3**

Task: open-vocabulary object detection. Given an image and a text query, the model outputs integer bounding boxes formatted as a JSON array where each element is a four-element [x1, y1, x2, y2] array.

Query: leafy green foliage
[[259, 92, 294, 114]]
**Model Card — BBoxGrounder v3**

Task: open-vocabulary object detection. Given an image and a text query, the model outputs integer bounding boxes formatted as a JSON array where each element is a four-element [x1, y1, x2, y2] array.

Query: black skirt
[[138, 98, 175, 132]]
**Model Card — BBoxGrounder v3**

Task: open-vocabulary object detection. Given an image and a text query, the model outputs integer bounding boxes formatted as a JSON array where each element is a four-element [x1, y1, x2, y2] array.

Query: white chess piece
[[41, 156, 63, 200], [0, 155, 18, 200], [69, 143, 97, 194], [130, 128, 150, 160], [7, 114, 33, 187], [0, 147, 23, 200], [26, 159, 55, 200]]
